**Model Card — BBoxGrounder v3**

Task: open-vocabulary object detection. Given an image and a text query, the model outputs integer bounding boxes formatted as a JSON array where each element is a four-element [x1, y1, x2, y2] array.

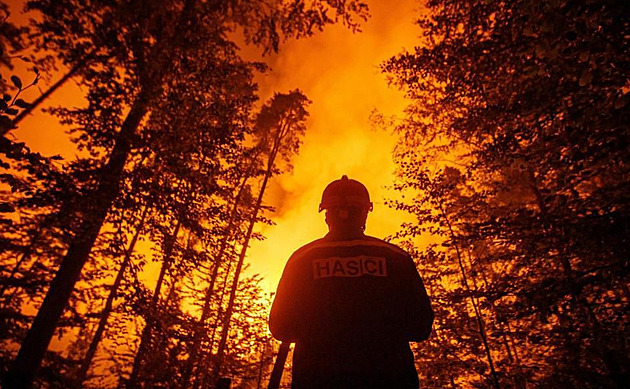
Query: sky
[[8, 0, 426, 295]]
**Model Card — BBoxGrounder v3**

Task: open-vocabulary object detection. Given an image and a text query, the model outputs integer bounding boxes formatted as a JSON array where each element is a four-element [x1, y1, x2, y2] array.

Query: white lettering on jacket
[[312, 256, 387, 279]]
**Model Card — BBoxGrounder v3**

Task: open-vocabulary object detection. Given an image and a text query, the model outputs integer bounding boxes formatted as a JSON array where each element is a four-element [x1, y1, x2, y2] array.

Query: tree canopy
[[0, 0, 366, 388], [384, 0, 629, 387]]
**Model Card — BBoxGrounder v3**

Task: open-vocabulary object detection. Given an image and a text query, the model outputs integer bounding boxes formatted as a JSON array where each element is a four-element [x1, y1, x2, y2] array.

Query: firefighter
[[269, 175, 434, 389]]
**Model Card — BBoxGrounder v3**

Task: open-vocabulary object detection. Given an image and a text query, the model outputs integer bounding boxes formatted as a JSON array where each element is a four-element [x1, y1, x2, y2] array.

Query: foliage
[[1, 0, 366, 388], [384, 0, 630, 388]]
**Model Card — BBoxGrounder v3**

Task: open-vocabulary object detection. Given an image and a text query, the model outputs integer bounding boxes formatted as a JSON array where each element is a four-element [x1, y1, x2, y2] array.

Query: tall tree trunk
[[192, 243, 238, 389], [127, 219, 181, 389], [437, 200, 501, 389], [3, 88, 152, 389], [467, 249, 527, 389], [180, 176, 251, 387], [212, 127, 284, 383], [76, 205, 149, 385]]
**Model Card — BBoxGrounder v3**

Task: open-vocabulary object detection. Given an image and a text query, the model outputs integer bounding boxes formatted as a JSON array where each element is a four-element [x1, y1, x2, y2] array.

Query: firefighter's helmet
[[319, 175, 373, 212]]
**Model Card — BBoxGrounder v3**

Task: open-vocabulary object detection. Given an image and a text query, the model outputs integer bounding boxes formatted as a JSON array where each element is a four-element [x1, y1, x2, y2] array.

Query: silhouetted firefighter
[[269, 175, 434, 389]]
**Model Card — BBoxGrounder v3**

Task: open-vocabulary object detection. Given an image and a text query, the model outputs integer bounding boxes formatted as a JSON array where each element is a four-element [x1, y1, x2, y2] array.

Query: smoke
[[246, 0, 425, 293], [9, 0, 426, 294]]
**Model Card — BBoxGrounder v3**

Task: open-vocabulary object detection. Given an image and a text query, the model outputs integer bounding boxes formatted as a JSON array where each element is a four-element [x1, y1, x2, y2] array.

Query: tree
[[212, 90, 310, 384], [383, 0, 630, 387], [3, 1, 368, 387]]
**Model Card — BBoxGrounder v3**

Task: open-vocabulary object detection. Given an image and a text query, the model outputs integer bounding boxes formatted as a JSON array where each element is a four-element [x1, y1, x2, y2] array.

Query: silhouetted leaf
[[10, 75, 22, 89], [0, 115, 14, 130], [14, 99, 30, 108]]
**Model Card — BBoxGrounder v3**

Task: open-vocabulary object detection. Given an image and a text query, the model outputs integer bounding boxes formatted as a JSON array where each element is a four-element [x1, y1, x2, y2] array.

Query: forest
[[0, 0, 628, 388]]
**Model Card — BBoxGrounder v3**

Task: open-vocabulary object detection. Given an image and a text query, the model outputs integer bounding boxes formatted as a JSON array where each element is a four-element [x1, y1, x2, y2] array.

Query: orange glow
[[245, 0, 425, 293], [9, 0, 426, 295]]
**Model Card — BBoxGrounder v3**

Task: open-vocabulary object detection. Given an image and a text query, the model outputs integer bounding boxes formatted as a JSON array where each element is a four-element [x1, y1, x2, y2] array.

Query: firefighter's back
[[269, 176, 433, 389], [287, 235, 424, 388]]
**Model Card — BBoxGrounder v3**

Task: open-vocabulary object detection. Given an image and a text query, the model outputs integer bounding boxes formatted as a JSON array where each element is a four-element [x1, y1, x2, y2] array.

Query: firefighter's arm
[[402, 255, 434, 341], [269, 256, 302, 342]]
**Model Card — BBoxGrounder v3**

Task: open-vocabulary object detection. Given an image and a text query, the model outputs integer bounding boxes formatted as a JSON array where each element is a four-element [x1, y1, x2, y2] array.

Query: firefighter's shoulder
[[288, 237, 328, 263], [360, 235, 410, 258], [290, 235, 409, 262]]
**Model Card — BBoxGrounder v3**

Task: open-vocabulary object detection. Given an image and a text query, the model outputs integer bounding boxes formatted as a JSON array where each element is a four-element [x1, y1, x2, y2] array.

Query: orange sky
[[8, 0, 426, 295], [245, 0, 425, 293]]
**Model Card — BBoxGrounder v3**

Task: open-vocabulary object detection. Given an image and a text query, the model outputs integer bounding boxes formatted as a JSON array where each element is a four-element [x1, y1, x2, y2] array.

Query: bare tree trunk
[[3, 88, 151, 389], [76, 205, 149, 385]]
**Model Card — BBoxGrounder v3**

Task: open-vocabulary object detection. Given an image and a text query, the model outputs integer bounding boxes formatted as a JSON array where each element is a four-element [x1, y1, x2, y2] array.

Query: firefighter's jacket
[[269, 233, 434, 388]]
